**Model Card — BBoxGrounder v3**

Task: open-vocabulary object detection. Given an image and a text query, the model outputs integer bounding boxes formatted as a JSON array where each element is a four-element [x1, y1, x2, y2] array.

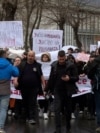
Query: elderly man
[[0, 50, 19, 133], [17, 51, 45, 124]]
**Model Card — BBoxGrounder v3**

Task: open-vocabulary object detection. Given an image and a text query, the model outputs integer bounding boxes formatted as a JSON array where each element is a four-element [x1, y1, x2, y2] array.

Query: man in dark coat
[[17, 51, 45, 124], [87, 49, 100, 132], [45, 50, 79, 133]]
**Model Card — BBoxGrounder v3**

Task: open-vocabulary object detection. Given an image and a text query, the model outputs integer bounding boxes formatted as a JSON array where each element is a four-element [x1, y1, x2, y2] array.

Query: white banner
[[33, 29, 63, 54], [0, 21, 23, 48], [72, 75, 92, 97], [10, 75, 92, 99], [90, 44, 97, 52]]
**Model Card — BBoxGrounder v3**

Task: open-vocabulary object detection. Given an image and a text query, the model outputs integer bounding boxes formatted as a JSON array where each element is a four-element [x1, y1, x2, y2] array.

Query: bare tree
[[29, 0, 44, 49], [2, 0, 18, 20], [44, 0, 70, 30], [44, 0, 95, 49], [23, 0, 44, 51], [43, 0, 72, 45], [66, 0, 92, 49]]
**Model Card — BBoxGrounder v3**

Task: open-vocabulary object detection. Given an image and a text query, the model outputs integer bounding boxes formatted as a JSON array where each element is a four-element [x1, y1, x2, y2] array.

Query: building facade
[[64, 7, 100, 51]]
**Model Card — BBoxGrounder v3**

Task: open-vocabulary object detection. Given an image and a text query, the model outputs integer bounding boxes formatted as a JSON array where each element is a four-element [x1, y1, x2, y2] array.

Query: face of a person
[[15, 58, 21, 66], [58, 56, 66, 65], [68, 50, 72, 54], [42, 55, 49, 62], [27, 51, 35, 63]]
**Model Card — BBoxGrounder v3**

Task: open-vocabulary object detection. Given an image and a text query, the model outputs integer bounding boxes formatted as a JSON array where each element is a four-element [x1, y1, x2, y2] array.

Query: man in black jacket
[[45, 50, 79, 133], [17, 51, 45, 124], [87, 50, 100, 132]]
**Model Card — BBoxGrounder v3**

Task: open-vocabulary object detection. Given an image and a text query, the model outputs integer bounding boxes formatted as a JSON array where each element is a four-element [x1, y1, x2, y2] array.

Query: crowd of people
[[0, 47, 100, 133]]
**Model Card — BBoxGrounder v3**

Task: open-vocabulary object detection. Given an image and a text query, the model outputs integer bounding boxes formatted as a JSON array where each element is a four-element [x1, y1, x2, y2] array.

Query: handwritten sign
[[10, 74, 92, 99], [76, 53, 90, 62], [0, 21, 23, 48], [33, 29, 63, 54]]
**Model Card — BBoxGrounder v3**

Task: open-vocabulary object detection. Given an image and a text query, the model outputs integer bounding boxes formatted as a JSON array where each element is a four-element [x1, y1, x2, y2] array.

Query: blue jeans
[[94, 90, 100, 127], [0, 95, 10, 129]]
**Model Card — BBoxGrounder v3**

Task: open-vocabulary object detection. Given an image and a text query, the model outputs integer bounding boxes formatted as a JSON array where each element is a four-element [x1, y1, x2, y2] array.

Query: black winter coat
[[87, 55, 100, 91], [45, 60, 79, 96]]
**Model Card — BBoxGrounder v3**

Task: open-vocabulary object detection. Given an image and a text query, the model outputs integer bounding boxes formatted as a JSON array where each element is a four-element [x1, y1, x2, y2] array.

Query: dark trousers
[[21, 88, 38, 120], [94, 90, 100, 126], [14, 99, 23, 119], [54, 90, 72, 133], [87, 93, 95, 116], [38, 100, 48, 113]]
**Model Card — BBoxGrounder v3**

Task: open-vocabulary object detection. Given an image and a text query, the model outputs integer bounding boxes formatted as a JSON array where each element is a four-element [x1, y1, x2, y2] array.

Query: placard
[[33, 29, 63, 53], [0, 21, 23, 48]]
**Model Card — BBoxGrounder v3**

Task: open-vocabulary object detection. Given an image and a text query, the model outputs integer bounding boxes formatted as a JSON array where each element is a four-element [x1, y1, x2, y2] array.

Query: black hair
[[23, 52, 27, 56], [0, 50, 6, 57], [68, 48, 74, 52], [67, 54, 76, 63], [58, 50, 66, 57]]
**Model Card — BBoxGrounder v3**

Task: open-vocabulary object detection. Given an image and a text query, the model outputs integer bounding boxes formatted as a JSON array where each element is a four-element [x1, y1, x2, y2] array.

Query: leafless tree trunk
[[73, 25, 82, 49], [44, 0, 69, 46], [24, 0, 36, 51], [24, 0, 44, 51], [29, 0, 44, 49]]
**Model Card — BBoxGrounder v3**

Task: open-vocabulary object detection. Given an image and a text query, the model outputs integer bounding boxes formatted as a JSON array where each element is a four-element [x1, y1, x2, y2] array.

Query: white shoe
[[71, 113, 76, 119], [8, 110, 12, 115], [12, 112, 15, 116], [43, 113, 48, 119], [96, 127, 100, 132], [0, 129, 6, 133], [28, 119, 36, 124], [79, 111, 83, 114]]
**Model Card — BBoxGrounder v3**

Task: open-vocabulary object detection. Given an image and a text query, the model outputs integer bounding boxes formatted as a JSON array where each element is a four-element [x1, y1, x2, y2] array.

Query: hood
[[0, 58, 10, 69], [41, 52, 51, 61]]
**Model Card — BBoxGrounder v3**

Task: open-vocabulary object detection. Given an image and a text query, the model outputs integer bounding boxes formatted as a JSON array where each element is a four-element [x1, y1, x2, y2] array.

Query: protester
[[67, 54, 79, 119], [87, 48, 100, 132], [12, 57, 23, 119], [8, 57, 22, 116], [0, 50, 19, 133], [38, 52, 51, 119], [45, 50, 79, 133], [67, 48, 74, 54], [83, 55, 96, 120], [17, 51, 45, 124]]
